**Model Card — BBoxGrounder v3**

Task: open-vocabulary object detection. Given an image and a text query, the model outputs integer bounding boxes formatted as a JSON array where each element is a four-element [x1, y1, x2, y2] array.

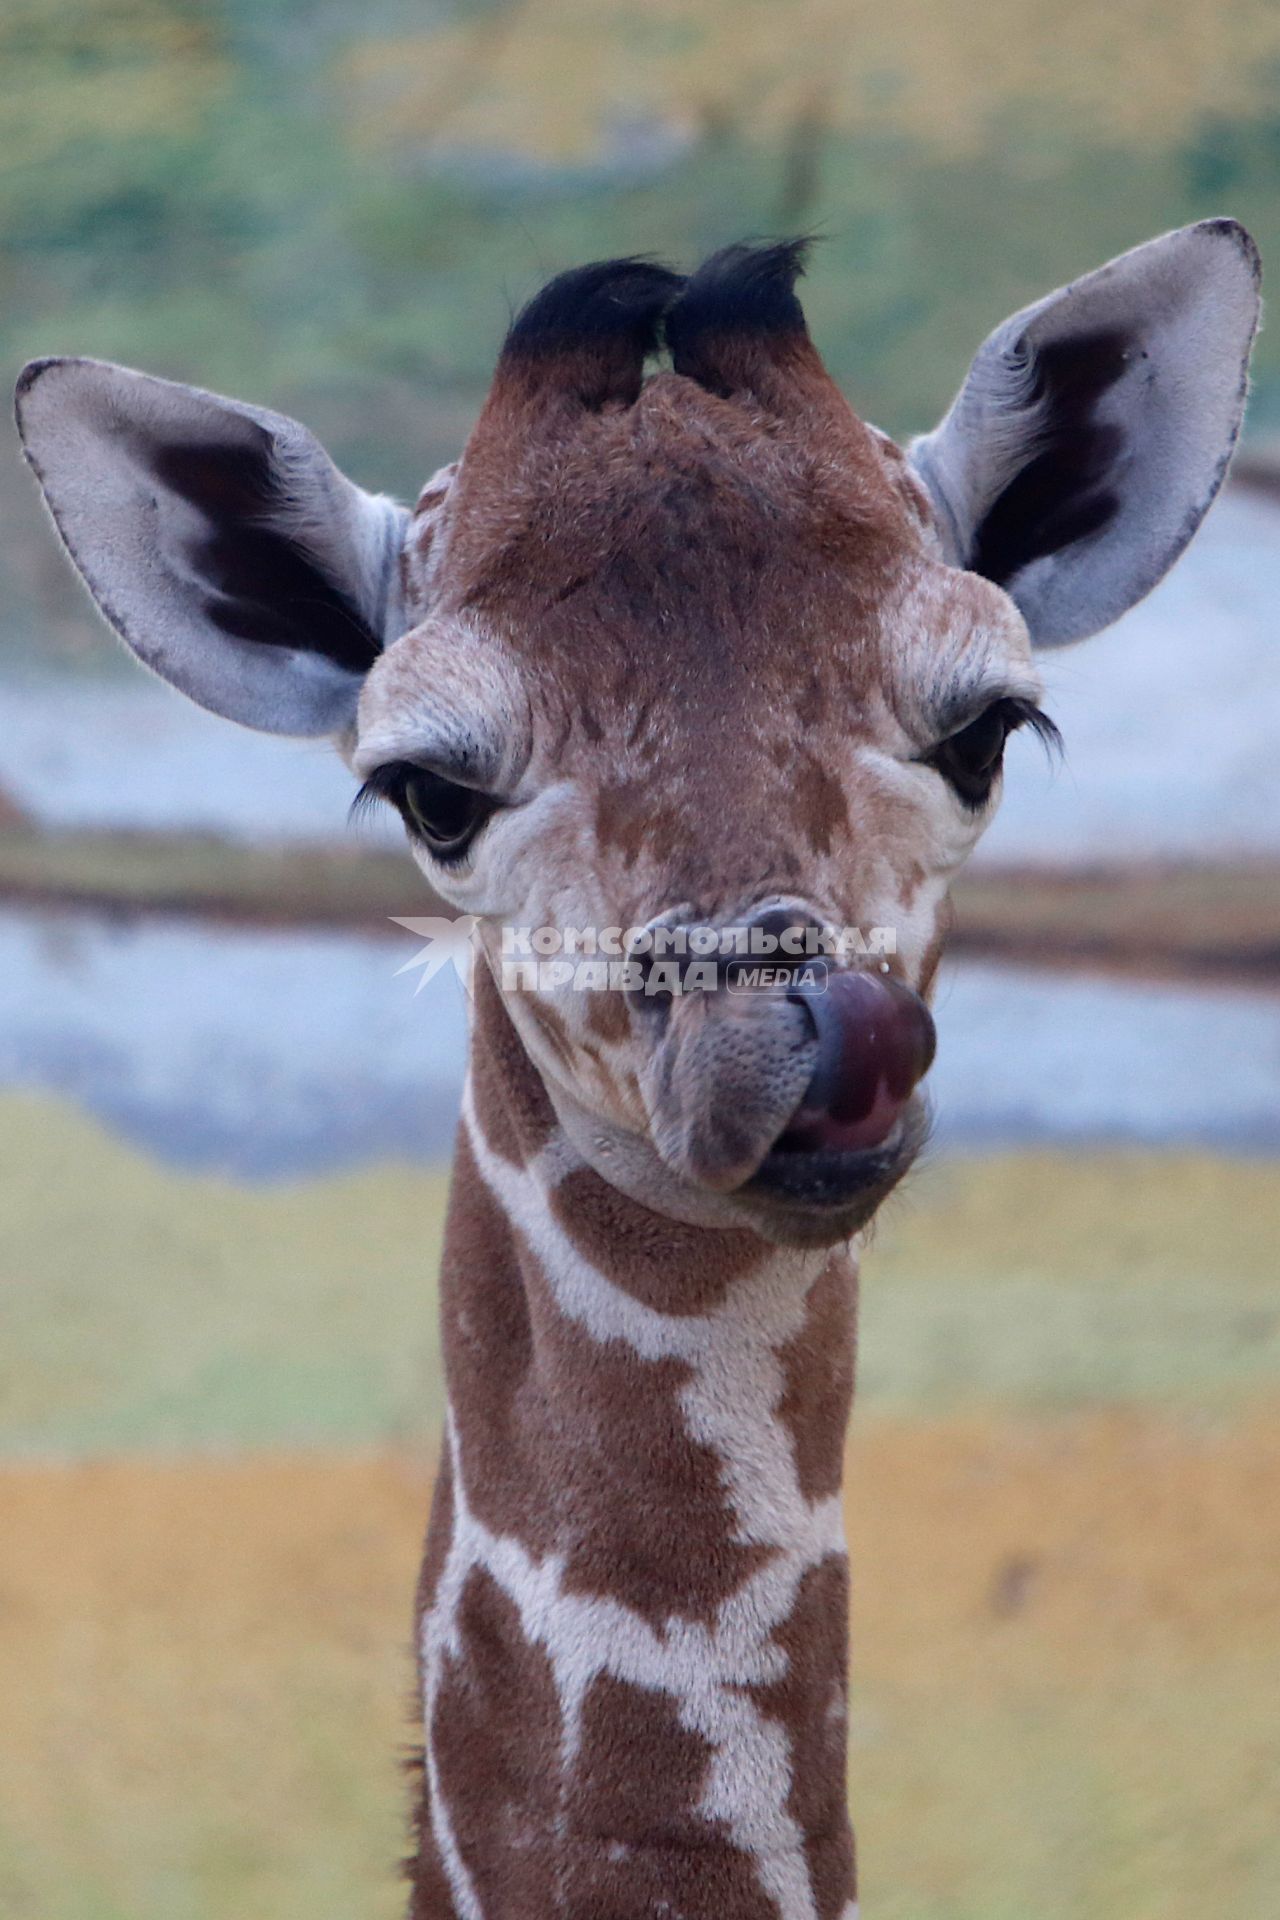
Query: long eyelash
[[349, 762, 410, 826], [1004, 697, 1064, 759]]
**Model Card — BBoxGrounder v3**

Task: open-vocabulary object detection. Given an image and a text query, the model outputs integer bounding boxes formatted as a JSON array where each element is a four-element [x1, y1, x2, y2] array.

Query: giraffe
[[16, 222, 1259, 1917]]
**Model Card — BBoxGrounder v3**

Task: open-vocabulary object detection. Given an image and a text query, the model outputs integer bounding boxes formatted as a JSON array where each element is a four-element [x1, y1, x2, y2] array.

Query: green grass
[[3, 1092, 1279, 1455], [864, 1149, 1280, 1413], [0, 1094, 449, 1454]]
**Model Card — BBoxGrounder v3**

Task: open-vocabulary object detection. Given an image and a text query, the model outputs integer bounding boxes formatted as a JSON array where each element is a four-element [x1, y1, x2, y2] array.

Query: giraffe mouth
[[748, 1097, 929, 1214], [778, 968, 934, 1149], [746, 968, 935, 1217]]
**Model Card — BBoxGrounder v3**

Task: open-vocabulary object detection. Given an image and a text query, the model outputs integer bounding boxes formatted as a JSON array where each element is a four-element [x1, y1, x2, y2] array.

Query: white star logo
[[389, 914, 482, 996]]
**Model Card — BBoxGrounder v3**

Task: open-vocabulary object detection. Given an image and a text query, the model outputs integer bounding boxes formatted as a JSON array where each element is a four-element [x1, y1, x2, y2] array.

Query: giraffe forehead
[[413, 371, 930, 690]]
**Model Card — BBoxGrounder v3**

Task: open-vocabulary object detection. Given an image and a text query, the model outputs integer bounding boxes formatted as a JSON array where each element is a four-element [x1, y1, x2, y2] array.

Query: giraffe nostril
[[780, 970, 936, 1155]]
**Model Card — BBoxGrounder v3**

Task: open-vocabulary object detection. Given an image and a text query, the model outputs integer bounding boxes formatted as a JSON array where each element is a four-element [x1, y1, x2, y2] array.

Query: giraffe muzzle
[[778, 969, 937, 1157]]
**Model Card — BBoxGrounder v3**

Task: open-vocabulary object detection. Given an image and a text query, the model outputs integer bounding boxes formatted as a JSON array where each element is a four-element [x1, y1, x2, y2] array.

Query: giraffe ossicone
[[16, 223, 1260, 1916]]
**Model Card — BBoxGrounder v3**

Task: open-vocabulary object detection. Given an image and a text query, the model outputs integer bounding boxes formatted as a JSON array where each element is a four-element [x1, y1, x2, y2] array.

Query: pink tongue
[[788, 1078, 907, 1153], [782, 969, 936, 1154]]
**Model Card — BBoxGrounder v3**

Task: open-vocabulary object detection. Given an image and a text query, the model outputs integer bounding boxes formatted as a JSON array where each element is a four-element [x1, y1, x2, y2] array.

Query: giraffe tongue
[[785, 1077, 909, 1154], [781, 969, 936, 1155]]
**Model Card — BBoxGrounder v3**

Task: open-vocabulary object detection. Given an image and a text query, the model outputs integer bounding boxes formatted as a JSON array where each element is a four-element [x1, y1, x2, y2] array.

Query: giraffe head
[[17, 224, 1258, 1244]]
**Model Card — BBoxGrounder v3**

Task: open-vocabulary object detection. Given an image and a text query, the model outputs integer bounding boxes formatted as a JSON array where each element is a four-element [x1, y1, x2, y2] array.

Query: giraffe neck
[[411, 972, 860, 1920]]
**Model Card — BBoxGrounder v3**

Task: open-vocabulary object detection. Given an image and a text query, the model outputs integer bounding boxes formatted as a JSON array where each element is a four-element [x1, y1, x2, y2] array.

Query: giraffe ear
[[908, 220, 1261, 648], [15, 357, 409, 735]]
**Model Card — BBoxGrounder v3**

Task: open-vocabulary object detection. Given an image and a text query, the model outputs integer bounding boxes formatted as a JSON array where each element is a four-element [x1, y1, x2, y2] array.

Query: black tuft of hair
[[504, 257, 686, 361], [666, 238, 812, 380]]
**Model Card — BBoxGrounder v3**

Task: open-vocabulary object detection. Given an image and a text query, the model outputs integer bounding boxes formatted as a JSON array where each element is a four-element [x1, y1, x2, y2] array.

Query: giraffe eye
[[925, 697, 1059, 810], [353, 762, 498, 861]]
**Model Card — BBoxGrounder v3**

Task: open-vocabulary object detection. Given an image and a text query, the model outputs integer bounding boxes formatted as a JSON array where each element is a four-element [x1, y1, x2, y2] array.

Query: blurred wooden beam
[[1231, 447, 1280, 503], [0, 825, 422, 930], [1, 824, 1278, 987], [949, 864, 1280, 985]]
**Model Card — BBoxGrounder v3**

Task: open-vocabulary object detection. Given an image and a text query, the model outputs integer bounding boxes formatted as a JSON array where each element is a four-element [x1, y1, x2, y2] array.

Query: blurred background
[[2, 5, 1279, 1918]]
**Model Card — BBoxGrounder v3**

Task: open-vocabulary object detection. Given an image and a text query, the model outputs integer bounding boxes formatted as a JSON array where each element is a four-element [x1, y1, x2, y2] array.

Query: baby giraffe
[[17, 223, 1258, 1917]]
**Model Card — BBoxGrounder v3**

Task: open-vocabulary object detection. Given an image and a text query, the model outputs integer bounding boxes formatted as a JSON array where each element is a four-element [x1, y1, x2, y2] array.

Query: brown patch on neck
[[749, 1555, 857, 1919], [549, 1163, 761, 1315], [429, 1566, 564, 1913], [468, 964, 559, 1168], [564, 1675, 783, 1916], [776, 1255, 859, 1502]]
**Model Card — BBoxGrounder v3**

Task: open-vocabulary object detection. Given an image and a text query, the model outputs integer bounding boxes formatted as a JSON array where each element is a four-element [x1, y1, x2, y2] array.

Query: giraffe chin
[[745, 1093, 930, 1241]]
